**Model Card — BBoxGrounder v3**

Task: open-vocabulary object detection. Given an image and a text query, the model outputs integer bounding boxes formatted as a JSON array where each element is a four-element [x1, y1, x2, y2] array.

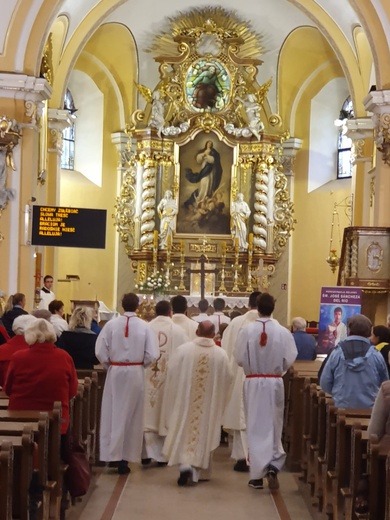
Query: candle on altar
[[167, 234, 171, 249], [180, 240, 185, 254], [222, 241, 227, 254], [249, 233, 253, 245], [235, 237, 239, 252], [153, 230, 158, 249]]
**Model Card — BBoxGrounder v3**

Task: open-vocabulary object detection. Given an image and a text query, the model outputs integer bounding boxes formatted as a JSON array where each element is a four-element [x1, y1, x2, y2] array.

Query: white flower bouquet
[[135, 269, 170, 294]]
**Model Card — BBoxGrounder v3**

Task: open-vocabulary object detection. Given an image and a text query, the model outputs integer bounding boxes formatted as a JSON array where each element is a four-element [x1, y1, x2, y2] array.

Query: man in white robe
[[221, 291, 261, 472], [234, 293, 297, 490], [163, 321, 232, 486], [143, 300, 188, 465], [96, 293, 159, 474], [171, 295, 198, 339], [209, 297, 231, 330], [192, 299, 210, 323]]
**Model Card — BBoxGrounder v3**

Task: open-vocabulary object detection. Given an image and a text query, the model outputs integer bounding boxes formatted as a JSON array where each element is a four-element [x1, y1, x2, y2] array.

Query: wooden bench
[[0, 426, 34, 520], [0, 441, 13, 520]]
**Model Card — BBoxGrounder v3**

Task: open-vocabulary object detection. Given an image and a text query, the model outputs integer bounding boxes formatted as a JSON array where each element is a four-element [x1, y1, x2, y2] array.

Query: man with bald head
[[163, 320, 231, 486]]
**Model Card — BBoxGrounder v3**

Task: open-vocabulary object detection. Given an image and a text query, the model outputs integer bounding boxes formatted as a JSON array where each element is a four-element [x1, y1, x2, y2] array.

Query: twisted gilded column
[[140, 160, 157, 249], [252, 160, 268, 251]]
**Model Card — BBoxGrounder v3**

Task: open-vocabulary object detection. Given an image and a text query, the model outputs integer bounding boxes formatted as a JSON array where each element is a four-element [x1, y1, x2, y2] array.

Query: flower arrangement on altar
[[135, 269, 171, 295]]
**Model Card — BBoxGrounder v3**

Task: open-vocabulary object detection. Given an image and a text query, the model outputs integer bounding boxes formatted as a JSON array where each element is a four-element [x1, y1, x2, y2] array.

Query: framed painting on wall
[[176, 131, 233, 235]]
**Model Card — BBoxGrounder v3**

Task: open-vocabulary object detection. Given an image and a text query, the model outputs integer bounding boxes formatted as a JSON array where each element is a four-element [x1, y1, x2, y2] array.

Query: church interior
[[1, 0, 390, 519]]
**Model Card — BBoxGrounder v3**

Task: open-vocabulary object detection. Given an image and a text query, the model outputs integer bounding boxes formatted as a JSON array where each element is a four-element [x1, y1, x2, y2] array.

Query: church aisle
[[74, 446, 313, 520]]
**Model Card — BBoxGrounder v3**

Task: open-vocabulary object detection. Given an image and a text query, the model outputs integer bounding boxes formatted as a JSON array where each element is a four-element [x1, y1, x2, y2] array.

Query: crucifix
[[188, 254, 217, 300]]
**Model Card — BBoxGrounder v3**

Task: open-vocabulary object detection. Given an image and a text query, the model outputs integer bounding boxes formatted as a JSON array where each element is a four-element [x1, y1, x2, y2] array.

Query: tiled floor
[[72, 446, 313, 520]]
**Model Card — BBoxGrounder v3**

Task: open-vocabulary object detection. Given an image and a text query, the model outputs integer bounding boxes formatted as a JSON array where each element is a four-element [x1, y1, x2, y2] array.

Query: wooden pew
[[76, 368, 105, 462], [0, 404, 63, 520], [0, 441, 13, 520], [0, 426, 34, 520]]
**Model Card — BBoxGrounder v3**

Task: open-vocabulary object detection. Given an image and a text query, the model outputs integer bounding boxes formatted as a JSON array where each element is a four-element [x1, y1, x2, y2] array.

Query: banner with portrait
[[176, 131, 233, 235], [317, 287, 362, 354]]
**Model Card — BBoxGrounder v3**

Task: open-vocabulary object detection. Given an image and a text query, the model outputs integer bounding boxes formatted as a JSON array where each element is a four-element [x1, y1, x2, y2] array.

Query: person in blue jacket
[[320, 313, 388, 408]]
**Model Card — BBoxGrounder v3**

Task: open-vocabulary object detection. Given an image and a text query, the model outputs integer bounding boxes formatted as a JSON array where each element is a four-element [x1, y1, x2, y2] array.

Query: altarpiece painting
[[114, 7, 295, 297]]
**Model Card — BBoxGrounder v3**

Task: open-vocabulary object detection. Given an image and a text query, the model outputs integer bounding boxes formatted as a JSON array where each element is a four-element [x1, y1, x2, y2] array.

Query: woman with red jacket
[[4, 318, 78, 434]]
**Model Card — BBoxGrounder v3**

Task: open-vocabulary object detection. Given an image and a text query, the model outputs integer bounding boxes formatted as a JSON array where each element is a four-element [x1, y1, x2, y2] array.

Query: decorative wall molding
[[47, 109, 72, 155], [363, 90, 390, 167]]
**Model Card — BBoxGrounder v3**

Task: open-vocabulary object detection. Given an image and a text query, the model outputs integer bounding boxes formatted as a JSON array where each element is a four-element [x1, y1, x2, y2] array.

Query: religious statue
[[231, 193, 251, 250], [149, 90, 165, 138], [157, 190, 178, 248], [237, 93, 264, 140]]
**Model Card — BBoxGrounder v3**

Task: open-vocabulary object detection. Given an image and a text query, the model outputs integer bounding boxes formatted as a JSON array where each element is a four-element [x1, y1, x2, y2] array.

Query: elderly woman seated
[[0, 314, 37, 387], [4, 318, 78, 434], [57, 306, 99, 369]]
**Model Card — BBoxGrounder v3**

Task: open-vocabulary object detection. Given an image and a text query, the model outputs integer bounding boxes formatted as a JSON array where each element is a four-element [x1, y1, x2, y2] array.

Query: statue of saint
[[231, 193, 251, 250], [237, 93, 264, 140], [149, 91, 165, 138], [157, 190, 178, 248]]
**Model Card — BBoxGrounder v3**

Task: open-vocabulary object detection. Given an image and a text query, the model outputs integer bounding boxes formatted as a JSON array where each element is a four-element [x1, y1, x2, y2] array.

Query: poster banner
[[317, 287, 362, 354]]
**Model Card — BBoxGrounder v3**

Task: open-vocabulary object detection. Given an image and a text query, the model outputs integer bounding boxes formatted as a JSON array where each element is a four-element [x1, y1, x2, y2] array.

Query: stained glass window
[[337, 97, 354, 179]]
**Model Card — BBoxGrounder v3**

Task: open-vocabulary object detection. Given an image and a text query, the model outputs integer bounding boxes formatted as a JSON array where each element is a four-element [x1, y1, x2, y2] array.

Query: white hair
[[292, 317, 307, 331], [24, 318, 56, 345], [12, 315, 37, 335]]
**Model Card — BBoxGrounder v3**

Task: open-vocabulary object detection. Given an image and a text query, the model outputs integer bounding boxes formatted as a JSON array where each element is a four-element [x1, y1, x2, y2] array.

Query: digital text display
[[31, 205, 107, 249]]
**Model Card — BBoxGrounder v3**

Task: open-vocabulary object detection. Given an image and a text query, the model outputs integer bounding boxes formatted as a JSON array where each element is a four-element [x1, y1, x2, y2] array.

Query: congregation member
[[4, 318, 78, 434], [221, 291, 260, 472], [96, 293, 159, 474], [368, 379, 390, 441], [209, 297, 230, 330], [192, 299, 210, 323], [292, 317, 317, 360], [171, 295, 198, 339], [2, 293, 28, 337], [57, 306, 98, 369], [163, 321, 231, 486], [234, 293, 297, 490], [320, 314, 388, 408], [371, 324, 390, 376], [143, 300, 188, 465], [0, 319, 9, 346], [31, 309, 52, 321], [49, 299, 69, 337], [38, 274, 55, 310], [0, 315, 36, 387]]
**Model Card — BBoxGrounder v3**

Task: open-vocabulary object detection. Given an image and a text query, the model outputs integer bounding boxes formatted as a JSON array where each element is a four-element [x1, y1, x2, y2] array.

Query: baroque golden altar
[[114, 7, 295, 295]]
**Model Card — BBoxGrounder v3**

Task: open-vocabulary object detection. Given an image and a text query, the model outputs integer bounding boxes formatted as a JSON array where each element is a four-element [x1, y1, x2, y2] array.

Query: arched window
[[336, 97, 354, 179], [61, 89, 77, 170]]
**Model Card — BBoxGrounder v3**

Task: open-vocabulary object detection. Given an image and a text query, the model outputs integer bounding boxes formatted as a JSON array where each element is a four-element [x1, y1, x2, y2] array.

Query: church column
[[344, 118, 374, 226], [363, 90, 390, 226], [44, 109, 73, 279], [0, 73, 52, 302], [278, 137, 302, 325]]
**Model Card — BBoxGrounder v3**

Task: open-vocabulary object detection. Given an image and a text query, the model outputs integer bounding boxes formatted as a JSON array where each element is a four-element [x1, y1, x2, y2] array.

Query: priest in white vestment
[[221, 291, 261, 472], [234, 293, 297, 490], [143, 300, 188, 464], [96, 293, 159, 474], [171, 295, 198, 339], [163, 321, 232, 486]]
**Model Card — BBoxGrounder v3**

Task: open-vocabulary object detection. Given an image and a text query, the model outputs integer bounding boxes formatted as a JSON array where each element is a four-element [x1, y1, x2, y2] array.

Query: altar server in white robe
[[96, 293, 159, 474], [143, 300, 188, 464], [221, 291, 261, 472], [171, 295, 198, 339], [163, 320, 232, 486], [234, 293, 297, 490]]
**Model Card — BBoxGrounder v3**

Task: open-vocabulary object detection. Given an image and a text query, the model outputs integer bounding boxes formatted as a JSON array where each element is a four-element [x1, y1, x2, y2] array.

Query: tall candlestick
[[154, 230, 158, 249], [180, 240, 184, 254], [249, 233, 253, 244], [222, 241, 227, 254], [167, 234, 171, 249], [235, 237, 239, 252]]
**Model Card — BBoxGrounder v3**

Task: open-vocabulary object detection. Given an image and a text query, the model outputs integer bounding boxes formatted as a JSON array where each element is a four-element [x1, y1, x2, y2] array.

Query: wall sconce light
[[37, 169, 47, 186], [326, 196, 353, 273], [66, 274, 80, 281]]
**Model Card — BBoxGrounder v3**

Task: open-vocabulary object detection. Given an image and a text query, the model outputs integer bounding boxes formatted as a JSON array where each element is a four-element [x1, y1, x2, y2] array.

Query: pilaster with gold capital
[[344, 118, 374, 165], [0, 73, 52, 302], [111, 131, 131, 179], [363, 90, 390, 227], [281, 137, 302, 176], [47, 109, 73, 155]]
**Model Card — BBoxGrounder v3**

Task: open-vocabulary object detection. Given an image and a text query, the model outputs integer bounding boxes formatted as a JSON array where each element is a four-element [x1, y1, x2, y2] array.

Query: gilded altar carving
[[114, 7, 296, 293]]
